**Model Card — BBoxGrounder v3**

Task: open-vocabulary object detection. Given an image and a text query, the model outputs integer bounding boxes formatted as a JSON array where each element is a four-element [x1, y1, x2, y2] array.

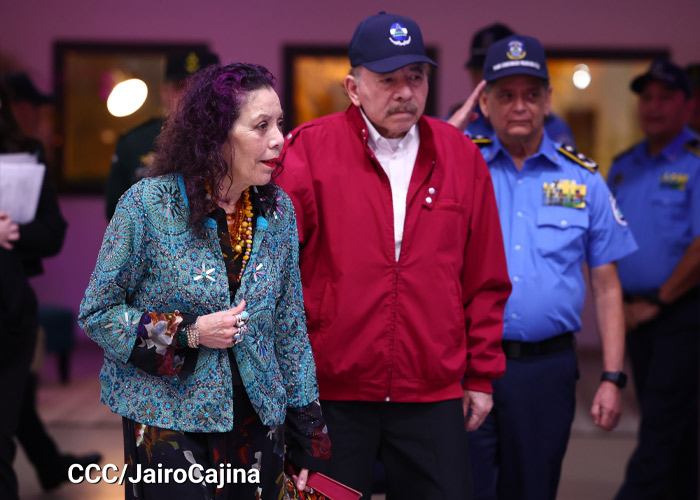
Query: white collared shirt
[[360, 108, 420, 261]]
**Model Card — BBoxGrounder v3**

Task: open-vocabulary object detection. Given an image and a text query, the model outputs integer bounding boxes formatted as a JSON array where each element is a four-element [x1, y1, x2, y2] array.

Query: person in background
[[685, 62, 700, 135], [277, 12, 511, 500], [466, 35, 637, 500], [609, 59, 699, 500], [80, 62, 330, 499], [104, 49, 219, 220], [0, 80, 101, 493], [448, 23, 576, 146]]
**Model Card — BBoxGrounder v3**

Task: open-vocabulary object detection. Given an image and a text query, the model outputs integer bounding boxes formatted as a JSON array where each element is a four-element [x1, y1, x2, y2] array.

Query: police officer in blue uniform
[[448, 23, 575, 146], [105, 49, 219, 219], [469, 35, 638, 500], [608, 60, 700, 500]]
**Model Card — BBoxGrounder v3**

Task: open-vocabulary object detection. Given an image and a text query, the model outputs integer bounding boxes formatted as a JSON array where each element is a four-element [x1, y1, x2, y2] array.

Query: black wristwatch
[[601, 371, 628, 389]]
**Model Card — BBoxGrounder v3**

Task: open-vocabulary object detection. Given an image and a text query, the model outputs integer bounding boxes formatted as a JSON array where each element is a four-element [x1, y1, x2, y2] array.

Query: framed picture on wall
[[53, 41, 209, 193], [283, 45, 438, 130]]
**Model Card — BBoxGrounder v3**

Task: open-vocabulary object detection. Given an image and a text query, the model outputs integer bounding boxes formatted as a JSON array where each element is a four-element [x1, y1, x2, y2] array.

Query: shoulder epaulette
[[471, 135, 493, 148], [557, 144, 597, 173], [684, 138, 700, 158]]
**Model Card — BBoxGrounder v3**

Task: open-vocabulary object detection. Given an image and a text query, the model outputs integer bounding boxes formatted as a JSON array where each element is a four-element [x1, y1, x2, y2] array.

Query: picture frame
[[53, 41, 209, 193]]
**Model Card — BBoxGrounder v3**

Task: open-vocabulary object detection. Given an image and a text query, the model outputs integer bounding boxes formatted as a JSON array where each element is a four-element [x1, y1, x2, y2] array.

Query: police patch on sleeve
[[609, 194, 627, 226]]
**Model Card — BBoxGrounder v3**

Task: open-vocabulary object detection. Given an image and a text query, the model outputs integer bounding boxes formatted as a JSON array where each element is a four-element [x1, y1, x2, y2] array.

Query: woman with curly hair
[[80, 63, 330, 499]]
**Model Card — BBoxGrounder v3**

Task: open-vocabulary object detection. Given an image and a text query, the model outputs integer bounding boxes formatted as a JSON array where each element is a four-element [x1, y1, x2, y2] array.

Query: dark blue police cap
[[165, 50, 220, 82], [686, 63, 700, 90], [0, 72, 52, 104], [483, 35, 549, 83], [348, 12, 437, 74], [631, 60, 691, 98]]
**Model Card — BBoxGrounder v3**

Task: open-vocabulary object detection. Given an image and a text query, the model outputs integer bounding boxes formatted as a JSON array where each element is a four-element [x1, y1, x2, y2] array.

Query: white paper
[[0, 152, 38, 164], [0, 154, 45, 224]]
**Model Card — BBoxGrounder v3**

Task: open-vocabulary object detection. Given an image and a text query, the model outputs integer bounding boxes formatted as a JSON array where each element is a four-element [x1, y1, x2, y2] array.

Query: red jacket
[[277, 105, 509, 402]]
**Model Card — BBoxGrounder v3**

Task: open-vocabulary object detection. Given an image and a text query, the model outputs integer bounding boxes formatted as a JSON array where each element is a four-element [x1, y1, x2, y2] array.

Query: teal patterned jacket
[[79, 174, 319, 431]]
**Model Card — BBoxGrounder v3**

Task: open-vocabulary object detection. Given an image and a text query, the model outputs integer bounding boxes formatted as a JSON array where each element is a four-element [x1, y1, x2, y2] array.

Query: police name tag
[[659, 172, 689, 191], [542, 179, 587, 209]]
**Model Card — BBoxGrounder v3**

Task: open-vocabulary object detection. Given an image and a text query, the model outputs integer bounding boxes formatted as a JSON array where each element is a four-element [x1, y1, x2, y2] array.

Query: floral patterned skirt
[[123, 386, 286, 500]]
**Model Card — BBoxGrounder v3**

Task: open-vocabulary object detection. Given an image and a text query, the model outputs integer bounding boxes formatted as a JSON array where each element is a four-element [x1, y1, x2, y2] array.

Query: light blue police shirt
[[479, 133, 637, 342], [608, 127, 700, 294]]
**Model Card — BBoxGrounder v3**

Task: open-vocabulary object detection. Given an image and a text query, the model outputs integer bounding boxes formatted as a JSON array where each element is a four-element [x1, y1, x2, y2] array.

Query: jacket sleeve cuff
[[462, 376, 494, 394]]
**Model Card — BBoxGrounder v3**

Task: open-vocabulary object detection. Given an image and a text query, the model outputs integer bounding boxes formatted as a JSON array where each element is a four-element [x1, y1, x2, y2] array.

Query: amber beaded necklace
[[225, 188, 254, 280]]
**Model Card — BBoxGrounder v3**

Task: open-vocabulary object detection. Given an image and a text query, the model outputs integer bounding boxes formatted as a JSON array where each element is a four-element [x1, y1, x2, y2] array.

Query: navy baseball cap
[[483, 35, 549, 83], [165, 50, 220, 82], [631, 60, 691, 98], [348, 12, 437, 73], [686, 63, 700, 90], [466, 23, 515, 69]]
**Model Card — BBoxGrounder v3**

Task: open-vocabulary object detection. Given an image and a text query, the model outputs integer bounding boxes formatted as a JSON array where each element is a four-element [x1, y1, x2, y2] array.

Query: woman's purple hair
[[150, 62, 279, 227]]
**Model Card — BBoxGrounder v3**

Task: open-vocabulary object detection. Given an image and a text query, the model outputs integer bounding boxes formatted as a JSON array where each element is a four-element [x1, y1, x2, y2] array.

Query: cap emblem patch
[[185, 52, 201, 74], [506, 40, 526, 60], [389, 23, 411, 46]]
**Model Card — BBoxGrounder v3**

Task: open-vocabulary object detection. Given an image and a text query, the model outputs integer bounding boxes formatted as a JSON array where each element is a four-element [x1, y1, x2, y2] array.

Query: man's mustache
[[387, 103, 418, 116]]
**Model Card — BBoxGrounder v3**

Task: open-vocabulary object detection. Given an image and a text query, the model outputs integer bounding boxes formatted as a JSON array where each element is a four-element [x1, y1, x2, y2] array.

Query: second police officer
[[466, 35, 638, 500]]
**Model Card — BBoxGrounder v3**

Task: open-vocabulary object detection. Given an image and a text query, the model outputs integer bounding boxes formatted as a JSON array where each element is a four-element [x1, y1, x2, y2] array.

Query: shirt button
[[426, 197, 433, 204], [514, 245, 522, 250], [560, 220, 568, 226], [517, 211, 523, 217], [362, 129, 366, 134], [428, 187, 436, 195], [513, 276, 520, 282], [511, 313, 518, 319], [517, 179, 524, 185], [385, 396, 390, 402], [286, 133, 292, 140]]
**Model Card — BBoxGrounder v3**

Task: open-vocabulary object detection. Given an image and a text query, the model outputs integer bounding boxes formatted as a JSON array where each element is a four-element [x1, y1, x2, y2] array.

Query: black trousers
[[16, 373, 64, 488], [0, 250, 39, 499], [616, 294, 699, 500], [320, 398, 472, 500], [0, 321, 36, 500]]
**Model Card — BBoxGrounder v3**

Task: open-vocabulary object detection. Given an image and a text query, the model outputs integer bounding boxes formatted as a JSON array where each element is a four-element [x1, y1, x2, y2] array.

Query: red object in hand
[[306, 471, 362, 500]]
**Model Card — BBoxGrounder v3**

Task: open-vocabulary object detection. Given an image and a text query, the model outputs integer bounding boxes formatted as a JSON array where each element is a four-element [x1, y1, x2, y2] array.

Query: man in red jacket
[[277, 12, 511, 499]]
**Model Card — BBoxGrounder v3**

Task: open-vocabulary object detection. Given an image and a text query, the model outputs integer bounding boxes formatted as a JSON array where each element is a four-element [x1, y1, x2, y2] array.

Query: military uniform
[[105, 117, 162, 220], [470, 132, 637, 500], [608, 127, 700, 500]]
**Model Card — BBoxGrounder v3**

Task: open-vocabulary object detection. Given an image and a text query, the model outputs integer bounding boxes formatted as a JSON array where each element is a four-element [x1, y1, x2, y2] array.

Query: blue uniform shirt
[[467, 106, 576, 147], [480, 133, 637, 342], [608, 127, 700, 294]]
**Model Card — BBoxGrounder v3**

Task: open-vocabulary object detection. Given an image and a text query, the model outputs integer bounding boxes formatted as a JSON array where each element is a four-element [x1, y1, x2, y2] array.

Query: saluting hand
[[197, 300, 247, 349], [447, 80, 487, 133]]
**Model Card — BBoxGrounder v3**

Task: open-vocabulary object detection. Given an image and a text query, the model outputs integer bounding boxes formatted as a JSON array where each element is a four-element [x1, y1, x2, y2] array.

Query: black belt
[[623, 286, 700, 307], [501, 332, 575, 359]]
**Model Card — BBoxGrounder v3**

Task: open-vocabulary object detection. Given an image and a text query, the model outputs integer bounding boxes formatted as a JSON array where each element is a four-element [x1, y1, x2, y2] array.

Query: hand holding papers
[[0, 152, 46, 224]]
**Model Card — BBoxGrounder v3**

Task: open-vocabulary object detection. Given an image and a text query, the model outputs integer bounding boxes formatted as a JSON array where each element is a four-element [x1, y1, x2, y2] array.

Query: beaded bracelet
[[186, 318, 200, 348], [176, 327, 189, 349]]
